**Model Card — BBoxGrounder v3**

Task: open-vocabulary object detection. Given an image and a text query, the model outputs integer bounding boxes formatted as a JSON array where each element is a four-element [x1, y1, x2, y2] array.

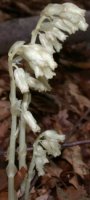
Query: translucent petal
[[53, 18, 72, 34], [38, 77, 51, 91], [35, 157, 48, 176], [43, 66, 56, 79], [62, 3, 85, 15], [63, 19, 78, 34], [14, 68, 29, 93], [40, 23, 67, 42], [78, 17, 88, 31], [27, 74, 51, 92], [39, 33, 55, 54], [41, 3, 62, 17], [41, 137, 61, 157], [21, 44, 57, 78], [60, 12, 81, 24], [40, 51, 57, 70], [34, 145, 45, 156], [23, 110, 40, 132], [45, 32, 62, 52], [52, 27, 67, 41], [49, 141, 61, 157], [29, 63, 44, 78], [34, 145, 49, 176]]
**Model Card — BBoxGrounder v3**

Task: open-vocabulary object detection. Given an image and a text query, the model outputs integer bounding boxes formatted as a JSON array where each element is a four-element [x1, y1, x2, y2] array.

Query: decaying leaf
[[45, 162, 63, 178], [14, 167, 27, 190], [0, 101, 10, 121], [62, 145, 89, 178], [69, 175, 79, 189], [68, 82, 90, 110], [65, 185, 88, 200], [68, 83, 90, 110]]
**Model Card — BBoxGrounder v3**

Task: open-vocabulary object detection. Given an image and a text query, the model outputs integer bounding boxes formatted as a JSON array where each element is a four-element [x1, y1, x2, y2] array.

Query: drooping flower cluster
[[39, 3, 88, 53], [33, 130, 65, 176], [9, 42, 56, 93], [8, 41, 57, 133], [9, 3, 88, 99]]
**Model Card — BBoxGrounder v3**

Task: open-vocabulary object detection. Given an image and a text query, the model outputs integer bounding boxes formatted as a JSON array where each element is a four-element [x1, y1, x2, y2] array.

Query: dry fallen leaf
[[65, 185, 88, 200], [68, 82, 90, 110], [45, 162, 63, 178], [69, 175, 79, 189], [0, 101, 10, 121], [62, 145, 89, 179], [14, 167, 27, 191]]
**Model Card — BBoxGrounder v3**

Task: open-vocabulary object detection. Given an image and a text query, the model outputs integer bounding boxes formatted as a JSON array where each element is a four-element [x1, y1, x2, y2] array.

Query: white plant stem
[[31, 15, 46, 44], [19, 110, 27, 194], [19, 113, 26, 169], [7, 60, 18, 200], [19, 93, 30, 194], [25, 155, 35, 200], [24, 137, 41, 200]]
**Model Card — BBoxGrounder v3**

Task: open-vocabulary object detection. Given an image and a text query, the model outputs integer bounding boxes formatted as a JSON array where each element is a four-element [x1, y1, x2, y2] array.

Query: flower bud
[[39, 33, 55, 54], [14, 68, 29, 93], [26, 74, 51, 92], [20, 44, 57, 79], [23, 110, 40, 132]]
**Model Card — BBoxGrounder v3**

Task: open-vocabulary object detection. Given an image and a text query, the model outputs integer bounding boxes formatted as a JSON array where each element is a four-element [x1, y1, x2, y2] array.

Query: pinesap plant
[[7, 3, 88, 200]]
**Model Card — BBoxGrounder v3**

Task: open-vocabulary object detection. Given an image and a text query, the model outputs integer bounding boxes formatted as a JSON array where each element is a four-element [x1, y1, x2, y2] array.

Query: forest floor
[[0, 0, 90, 200]]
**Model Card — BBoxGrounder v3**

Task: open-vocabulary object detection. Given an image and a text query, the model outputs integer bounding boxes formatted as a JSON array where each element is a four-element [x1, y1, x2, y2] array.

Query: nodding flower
[[18, 44, 57, 79], [23, 110, 41, 133], [39, 3, 88, 53], [41, 3, 86, 19], [9, 42, 57, 80], [33, 130, 65, 176], [14, 68, 29, 93]]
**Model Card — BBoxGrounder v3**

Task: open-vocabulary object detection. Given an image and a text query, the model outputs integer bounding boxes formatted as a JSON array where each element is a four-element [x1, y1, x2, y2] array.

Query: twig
[[1, 139, 90, 157], [62, 140, 90, 148]]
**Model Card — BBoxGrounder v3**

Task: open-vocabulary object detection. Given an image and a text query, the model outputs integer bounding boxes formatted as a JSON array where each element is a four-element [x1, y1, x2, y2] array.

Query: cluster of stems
[[7, 14, 49, 200], [7, 3, 88, 200]]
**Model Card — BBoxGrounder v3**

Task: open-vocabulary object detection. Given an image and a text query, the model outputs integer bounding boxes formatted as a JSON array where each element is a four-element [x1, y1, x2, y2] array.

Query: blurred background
[[0, 0, 90, 22]]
